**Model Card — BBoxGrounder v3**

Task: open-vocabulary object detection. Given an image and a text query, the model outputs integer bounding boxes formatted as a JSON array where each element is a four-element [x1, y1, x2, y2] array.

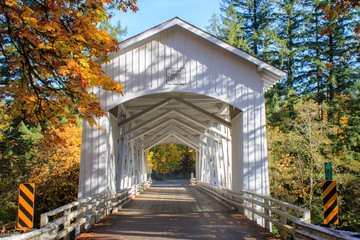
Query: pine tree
[[265, 0, 307, 126], [218, 0, 276, 60], [273, 0, 305, 93]]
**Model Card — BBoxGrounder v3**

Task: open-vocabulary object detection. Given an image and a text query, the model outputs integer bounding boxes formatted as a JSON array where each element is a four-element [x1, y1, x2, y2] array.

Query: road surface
[[76, 181, 280, 240]]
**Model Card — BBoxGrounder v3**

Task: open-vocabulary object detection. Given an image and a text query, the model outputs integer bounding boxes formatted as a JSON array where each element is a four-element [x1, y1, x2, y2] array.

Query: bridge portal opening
[[108, 92, 234, 192], [148, 144, 196, 181]]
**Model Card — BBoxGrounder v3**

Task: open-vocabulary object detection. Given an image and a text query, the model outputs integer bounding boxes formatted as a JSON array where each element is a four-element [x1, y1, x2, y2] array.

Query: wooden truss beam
[[118, 97, 231, 129], [118, 97, 173, 127]]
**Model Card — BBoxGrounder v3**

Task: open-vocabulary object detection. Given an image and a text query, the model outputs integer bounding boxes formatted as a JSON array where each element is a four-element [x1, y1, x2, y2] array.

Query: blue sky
[[113, 0, 222, 39]]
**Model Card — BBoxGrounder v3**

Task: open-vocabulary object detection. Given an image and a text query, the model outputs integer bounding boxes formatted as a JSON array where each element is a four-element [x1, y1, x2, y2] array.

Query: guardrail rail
[[195, 181, 311, 239], [3, 181, 151, 240]]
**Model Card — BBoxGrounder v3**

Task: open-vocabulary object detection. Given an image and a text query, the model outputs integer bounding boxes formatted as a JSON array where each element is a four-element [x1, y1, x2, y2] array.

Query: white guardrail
[[195, 182, 359, 240], [2, 181, 151, 240]]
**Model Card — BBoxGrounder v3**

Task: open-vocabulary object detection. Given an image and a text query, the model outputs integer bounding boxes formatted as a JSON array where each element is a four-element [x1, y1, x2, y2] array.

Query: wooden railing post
[[251, 194, 255, 221], [40, 213, 49, 228], [264, 199, 271, 230], [303, 209, 311, 223], [78, 200, 86, 235], [280, 205, 287, 239], [91, 198, 97, 225], [63, 208, 71, 240]]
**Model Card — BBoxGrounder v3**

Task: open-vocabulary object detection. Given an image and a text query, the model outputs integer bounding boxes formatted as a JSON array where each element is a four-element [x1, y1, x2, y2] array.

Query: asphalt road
[[76, 182, 280, 240]]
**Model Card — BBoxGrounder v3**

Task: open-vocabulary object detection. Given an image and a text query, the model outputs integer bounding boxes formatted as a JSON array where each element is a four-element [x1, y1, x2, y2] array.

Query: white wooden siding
[[98, 26, 262, 112]]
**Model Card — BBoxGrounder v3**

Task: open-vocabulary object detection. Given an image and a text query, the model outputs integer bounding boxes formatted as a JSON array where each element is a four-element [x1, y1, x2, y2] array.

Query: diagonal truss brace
[[117, 97, 231, 128]]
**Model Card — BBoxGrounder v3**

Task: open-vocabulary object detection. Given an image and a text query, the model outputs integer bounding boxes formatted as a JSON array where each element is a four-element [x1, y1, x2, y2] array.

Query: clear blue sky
[[113, 0, 222, 39]]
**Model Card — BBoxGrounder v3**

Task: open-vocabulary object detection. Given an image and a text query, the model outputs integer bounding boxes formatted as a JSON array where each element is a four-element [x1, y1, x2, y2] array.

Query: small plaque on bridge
[[160, 169, 168, 173], [166, 68, 186, 85]]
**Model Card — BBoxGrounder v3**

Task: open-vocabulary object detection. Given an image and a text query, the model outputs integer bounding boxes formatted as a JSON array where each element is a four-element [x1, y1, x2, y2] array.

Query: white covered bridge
[[78, 17, 286, 199]]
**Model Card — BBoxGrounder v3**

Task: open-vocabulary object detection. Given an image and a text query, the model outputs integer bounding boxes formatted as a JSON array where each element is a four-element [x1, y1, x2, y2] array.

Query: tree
[[99, 20, 128, 40], [0, 106, 83, 230], [208, 5, 250, 51], [148, 144, 195, 178], [268, 99, 331, 222], [272, 0, 305, 94], [0, 0, 138, 137], [268, 99, 360, 229], [220, 0, 275, 59], [320, 0, 360, 37]]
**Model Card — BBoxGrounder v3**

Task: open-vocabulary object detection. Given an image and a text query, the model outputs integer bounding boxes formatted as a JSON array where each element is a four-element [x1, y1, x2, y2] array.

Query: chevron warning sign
[[17, 183, 35, 229], [322, 180, 339, 225]]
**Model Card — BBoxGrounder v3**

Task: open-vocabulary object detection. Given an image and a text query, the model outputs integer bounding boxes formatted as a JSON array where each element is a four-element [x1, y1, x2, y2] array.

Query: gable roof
[[107, 17, 286, 90]]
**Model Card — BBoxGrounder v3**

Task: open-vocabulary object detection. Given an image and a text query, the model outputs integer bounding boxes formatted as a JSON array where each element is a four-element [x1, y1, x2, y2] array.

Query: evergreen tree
[[273, 0, 305, 93], [265, 0, 306, 126], [99, 20, 127, 40], [218, 0, 276, 60]]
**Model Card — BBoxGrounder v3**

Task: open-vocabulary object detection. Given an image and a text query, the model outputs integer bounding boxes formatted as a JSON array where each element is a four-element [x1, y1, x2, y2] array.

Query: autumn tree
[[0, 106, 83, 230], [0, 0, 137, 137], [148, 144, 196, 179]]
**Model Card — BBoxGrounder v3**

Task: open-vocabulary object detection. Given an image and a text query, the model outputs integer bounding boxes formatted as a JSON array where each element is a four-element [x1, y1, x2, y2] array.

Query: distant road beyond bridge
[[76, 181, 280, 240]]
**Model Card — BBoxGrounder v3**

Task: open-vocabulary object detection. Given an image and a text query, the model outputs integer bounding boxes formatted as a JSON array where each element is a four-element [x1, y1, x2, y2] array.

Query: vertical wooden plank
[[113, 56, 118, 101], [194, 34, 199, 89], [139, 45, 146, 91], [208, 41, 214, 93], [172, 27, 178, 68], [158, 33, 166, 87], [254, 89, 263, 195], [202, 40, 209, 92], [94, 113, 100, 196], [197, 37, 205, 90], [133, 47, 139, 92], [145, 42, 152, 89], [78, 120, 88, 198], [101, 117, 109, 194], [111, 57, 115, 102], [248, 90, 256, 193], [125, 51, 132, 93], [119, 54, 125, 97], [151, 40, 159, 88], [260, 90, 270, 196]]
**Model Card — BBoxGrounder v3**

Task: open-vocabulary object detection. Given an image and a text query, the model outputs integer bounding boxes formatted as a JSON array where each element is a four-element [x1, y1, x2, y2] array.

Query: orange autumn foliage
[[29, 123, 82, 217], [320, 0, 360, 36], [0, 0, 137, 137]]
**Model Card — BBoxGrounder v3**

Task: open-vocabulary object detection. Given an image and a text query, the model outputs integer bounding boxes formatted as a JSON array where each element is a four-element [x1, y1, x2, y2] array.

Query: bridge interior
[[111, 92, 234, 191]]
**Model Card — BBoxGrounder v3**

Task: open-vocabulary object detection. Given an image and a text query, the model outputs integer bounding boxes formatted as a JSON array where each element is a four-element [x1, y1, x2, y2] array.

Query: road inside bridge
[[77, 181, 280, 240]]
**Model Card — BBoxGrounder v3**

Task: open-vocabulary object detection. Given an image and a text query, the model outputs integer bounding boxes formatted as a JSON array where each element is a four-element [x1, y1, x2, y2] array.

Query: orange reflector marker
[[17, 183, 35, 229]]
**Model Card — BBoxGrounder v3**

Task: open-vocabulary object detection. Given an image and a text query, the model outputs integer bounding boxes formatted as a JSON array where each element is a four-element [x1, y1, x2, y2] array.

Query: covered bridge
[[78, 17, 285, 204]]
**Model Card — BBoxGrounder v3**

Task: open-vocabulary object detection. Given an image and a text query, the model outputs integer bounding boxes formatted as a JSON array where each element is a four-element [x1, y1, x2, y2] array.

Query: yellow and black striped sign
[[322, 180, 339, 225], [17, 183, 35, 229]]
